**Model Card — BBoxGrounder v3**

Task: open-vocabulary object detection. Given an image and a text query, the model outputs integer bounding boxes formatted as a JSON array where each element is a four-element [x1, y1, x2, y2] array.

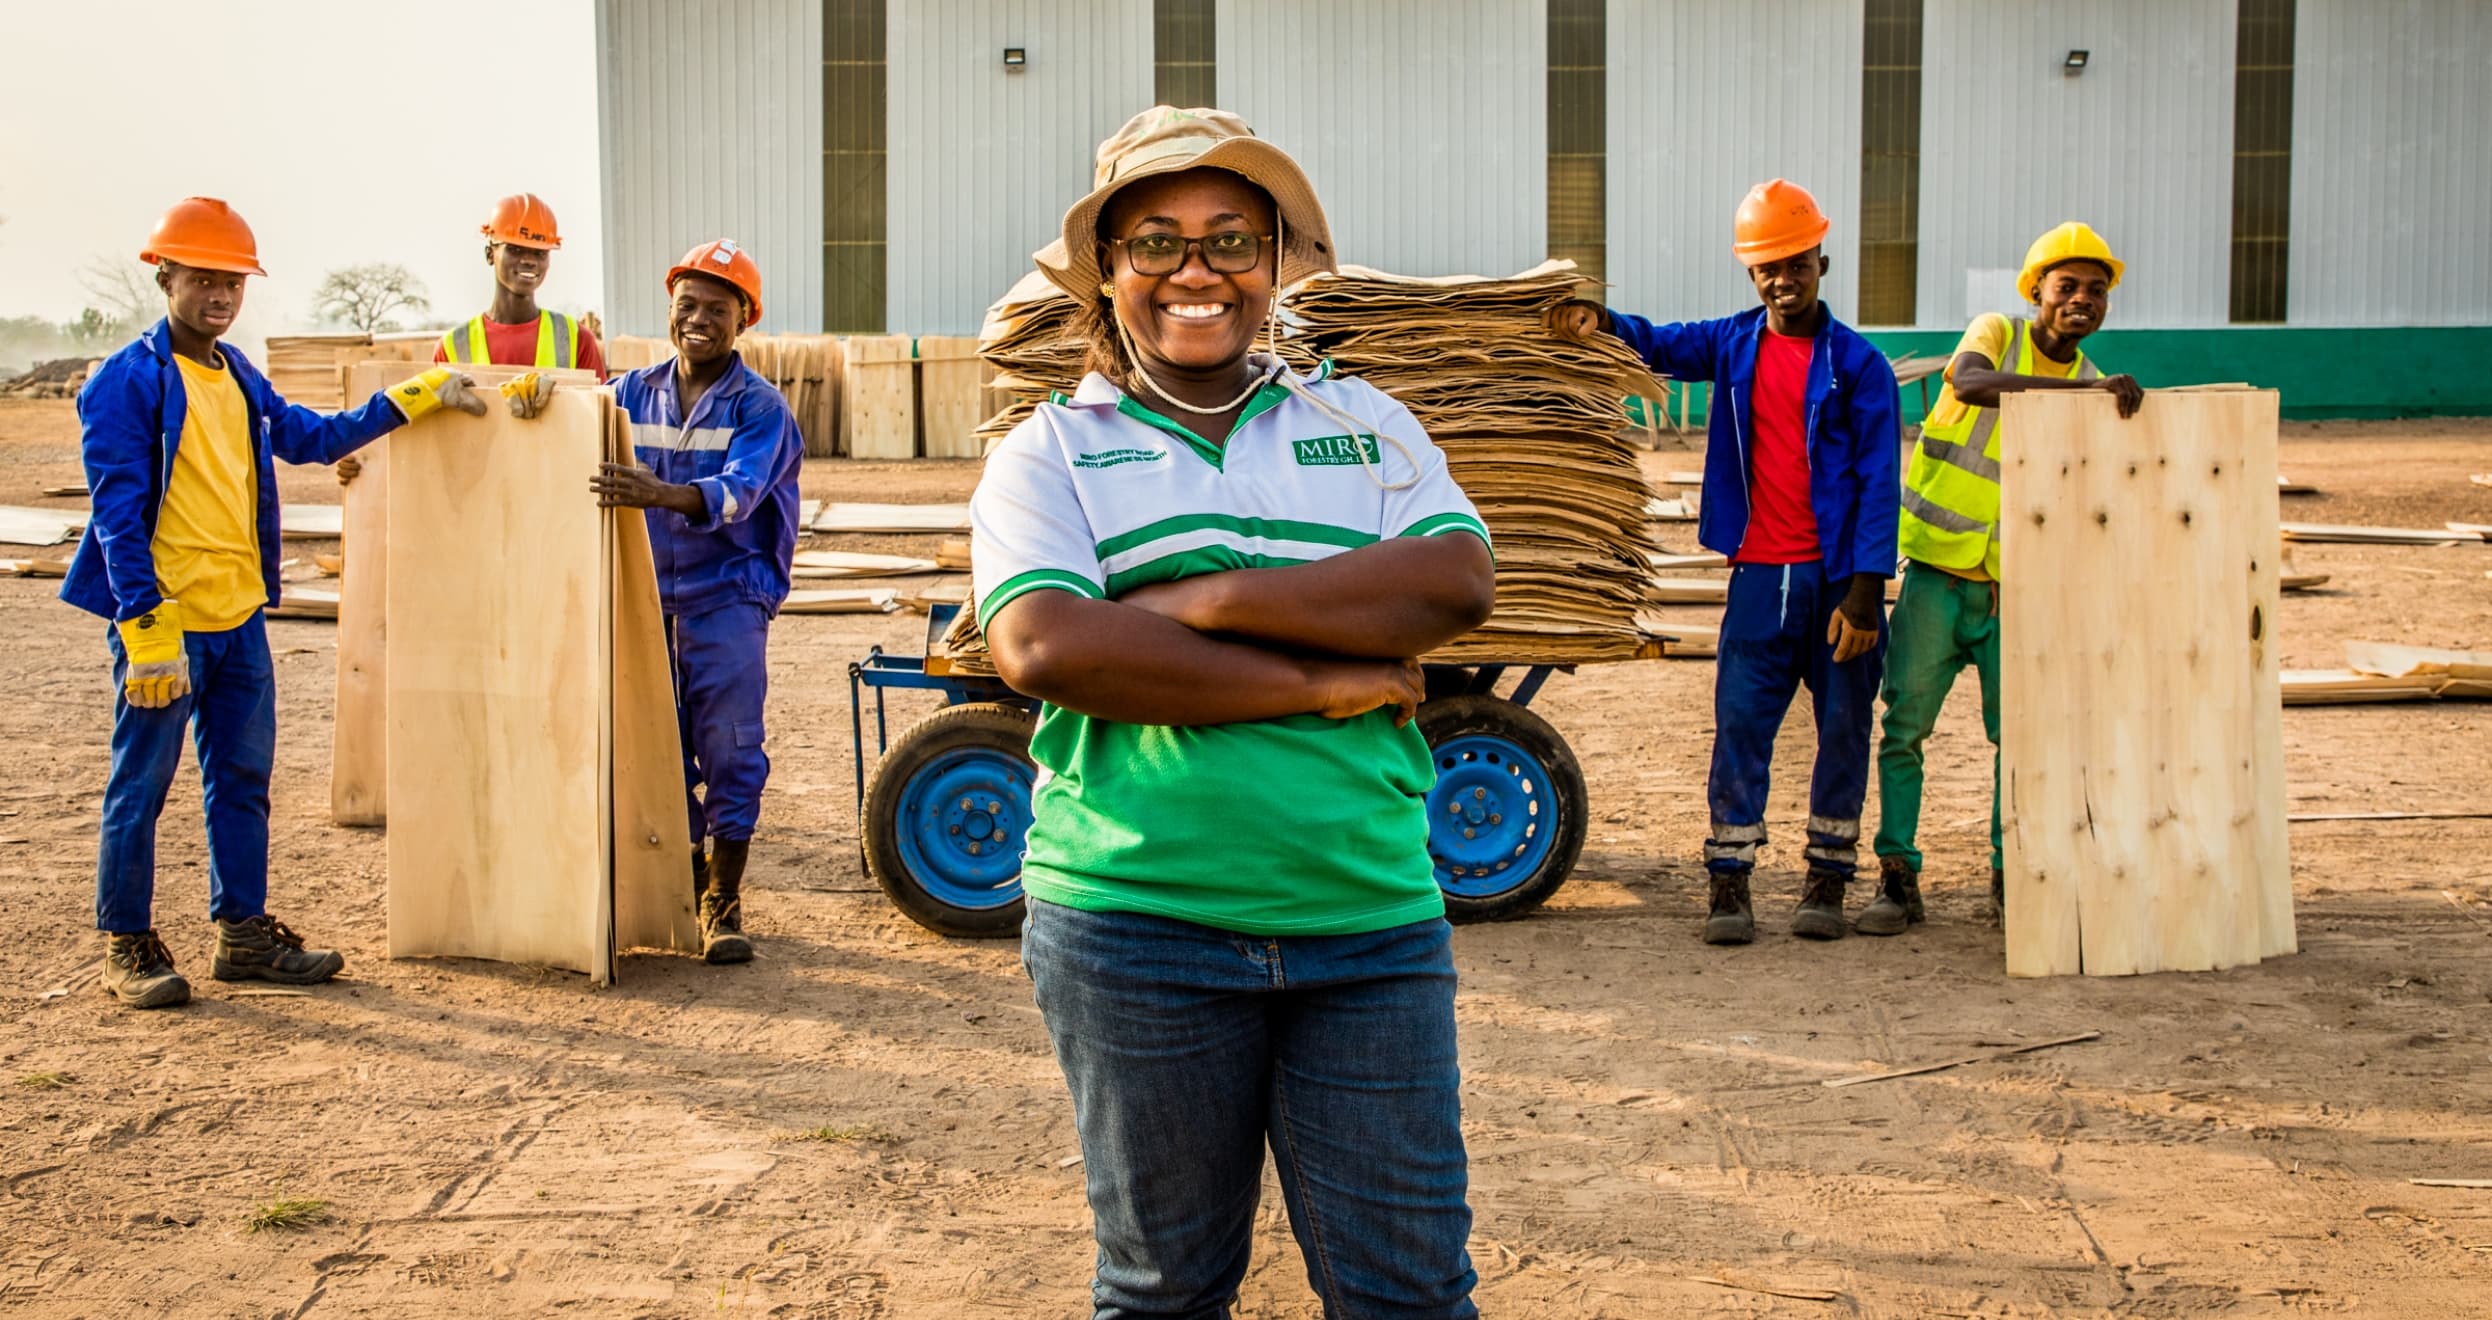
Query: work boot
[[1856, 857, 1926, 937], [101, 930, 190, 1009], [1792, 869, 1849, 940], [1702, 869, 1755, 946], [699, 840, 754, 965], [1990, 867, 2007, 926], [211, 915, 344, 985]]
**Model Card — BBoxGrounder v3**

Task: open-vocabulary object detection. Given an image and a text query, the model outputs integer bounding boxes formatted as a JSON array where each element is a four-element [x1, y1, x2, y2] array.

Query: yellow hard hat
[[2019, 222, 2123, 303]]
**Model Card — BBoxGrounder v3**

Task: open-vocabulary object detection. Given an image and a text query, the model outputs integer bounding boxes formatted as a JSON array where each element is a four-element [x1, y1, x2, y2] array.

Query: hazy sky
[[0, 0, 604, 347]]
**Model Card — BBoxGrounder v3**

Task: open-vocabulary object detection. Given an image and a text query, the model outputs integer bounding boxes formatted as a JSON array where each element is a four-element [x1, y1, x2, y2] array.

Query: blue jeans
[[1021, 900, 1478, 1320], [1706, 561, 1886, 877], [96, 612, 277, 932], [668, 602, 771, 846]]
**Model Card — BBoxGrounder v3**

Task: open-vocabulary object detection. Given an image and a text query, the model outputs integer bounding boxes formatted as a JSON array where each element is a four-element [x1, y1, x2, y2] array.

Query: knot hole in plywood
[[2249, 604, 2264, 642], [2094, 509, 2110, 528]]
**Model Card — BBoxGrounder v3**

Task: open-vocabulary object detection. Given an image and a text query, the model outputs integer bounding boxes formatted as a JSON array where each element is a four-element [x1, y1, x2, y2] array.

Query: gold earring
[[1098, 281, 1115, 298]]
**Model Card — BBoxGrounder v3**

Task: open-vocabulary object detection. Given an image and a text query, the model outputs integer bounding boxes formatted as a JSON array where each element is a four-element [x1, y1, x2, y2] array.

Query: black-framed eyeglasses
[[1110, 230, 1271, 276]]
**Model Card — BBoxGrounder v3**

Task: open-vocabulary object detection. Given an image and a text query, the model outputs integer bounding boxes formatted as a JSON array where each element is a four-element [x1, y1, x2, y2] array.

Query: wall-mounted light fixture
[[2063, 49, 2089, 75], [1003, 47, 1027, 69]]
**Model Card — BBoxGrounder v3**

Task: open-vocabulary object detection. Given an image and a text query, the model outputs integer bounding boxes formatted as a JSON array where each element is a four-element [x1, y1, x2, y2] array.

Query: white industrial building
[[594, 0, 2491, 413]]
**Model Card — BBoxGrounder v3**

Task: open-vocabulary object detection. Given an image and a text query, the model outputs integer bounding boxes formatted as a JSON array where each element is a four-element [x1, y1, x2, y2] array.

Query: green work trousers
[[1874, 562, 2001, 872]]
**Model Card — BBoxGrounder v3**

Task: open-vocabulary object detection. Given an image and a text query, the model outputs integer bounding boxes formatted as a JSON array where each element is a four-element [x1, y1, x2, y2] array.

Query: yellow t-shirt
[[154, 354, 266, 631], [1917, 312, 2084, 435]]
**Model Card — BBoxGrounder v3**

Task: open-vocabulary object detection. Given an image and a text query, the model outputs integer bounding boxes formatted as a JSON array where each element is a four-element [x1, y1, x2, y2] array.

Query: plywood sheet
[[2280, 522, 2467, 545], [606, 408, 700, 955], [267, 587, 338, 619], [842, 334, 917, 460], [782, 588, 901, 614], [0, 505, 81, 547], [917, 335, 986, 459], [385, 388, 609, 980], [2000, 388, 2293, 978], [280, 503, 343, 539], [331, 440, 387, 826], [812, 502, 972, 534], [789, 549, 944, 577], [2343, 641, 2492, 681]]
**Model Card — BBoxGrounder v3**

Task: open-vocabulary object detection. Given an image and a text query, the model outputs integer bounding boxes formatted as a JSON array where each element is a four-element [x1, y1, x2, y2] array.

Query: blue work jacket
[[613, 353, 803, 618], [61, 319, 402, 623], [1606, 303, 1902, 580]]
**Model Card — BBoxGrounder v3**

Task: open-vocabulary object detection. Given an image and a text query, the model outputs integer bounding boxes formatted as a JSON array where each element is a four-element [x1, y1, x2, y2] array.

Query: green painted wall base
[[1630, 325, 2492, 423]]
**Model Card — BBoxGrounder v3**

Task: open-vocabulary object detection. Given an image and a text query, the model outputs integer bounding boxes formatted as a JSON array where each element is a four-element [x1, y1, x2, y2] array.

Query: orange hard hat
[[1732, 179, 1831, 267], [667, 239, 764, 328], [139, 197, 266, 276], [482, 193, 563, 249]]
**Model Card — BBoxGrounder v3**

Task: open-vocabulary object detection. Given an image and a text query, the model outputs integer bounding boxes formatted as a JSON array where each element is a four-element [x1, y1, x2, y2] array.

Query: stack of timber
[[264, 332, 429, 410], [612, 333, 845, 459], [339, 360, 699, 982], [1280, 260, 1668, 664], [1998, 387, 2295, 978], [917, 335, 986, 459], [972, 271, 1086, 453], [0, 357, 99, 399]]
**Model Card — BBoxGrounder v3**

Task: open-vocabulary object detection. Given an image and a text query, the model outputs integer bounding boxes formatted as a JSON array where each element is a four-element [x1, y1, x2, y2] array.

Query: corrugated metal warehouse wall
[[1917, 0, 2233, 329], [1220, 0, 1548, 279], [594, 0, 823, 336], [885, 1, 1155, 335], [1604, 0, 1865, 325], [2288, 0, 2492, 326]]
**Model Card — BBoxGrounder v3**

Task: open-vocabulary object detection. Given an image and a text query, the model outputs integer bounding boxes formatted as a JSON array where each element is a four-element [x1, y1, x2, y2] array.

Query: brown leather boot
[[1792, 869, 1849, 940], [1856, 857, 1925, 936], [212, 915, 344, 985], [102, 930, 190, 1009], [699, 840, 754, 965], [1703, 869, 1755, 946]]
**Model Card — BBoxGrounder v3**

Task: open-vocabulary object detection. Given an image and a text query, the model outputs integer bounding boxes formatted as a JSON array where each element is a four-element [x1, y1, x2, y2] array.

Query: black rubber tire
[[1416, 694, 1589, 924], [862, 702, 1037, 938]]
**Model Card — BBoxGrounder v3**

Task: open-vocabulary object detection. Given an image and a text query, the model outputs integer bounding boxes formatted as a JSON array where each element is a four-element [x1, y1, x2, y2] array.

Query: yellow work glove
[[383, 367, 490, 424], [499, 371, 558, 420], [116, 600, 191, 709]]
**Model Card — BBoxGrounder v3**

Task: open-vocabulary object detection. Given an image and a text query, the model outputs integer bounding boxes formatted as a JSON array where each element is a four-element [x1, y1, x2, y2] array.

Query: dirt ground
[[1, 396, 2487, 1319]]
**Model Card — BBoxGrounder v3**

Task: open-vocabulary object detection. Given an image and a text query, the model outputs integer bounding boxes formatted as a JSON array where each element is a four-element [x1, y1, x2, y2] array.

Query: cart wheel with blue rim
[[860, 701, 1037, 938], [1414, 692, 1588, 922]]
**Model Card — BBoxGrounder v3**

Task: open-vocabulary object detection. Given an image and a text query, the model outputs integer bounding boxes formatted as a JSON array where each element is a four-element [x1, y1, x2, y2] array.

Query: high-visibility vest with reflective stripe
[[438, 310, 576, 368], [1898, 317, 2098, 580]]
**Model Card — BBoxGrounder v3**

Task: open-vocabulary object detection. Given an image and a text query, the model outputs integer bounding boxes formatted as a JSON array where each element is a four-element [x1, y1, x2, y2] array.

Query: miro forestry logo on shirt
[[1292, 434, 1381, 466], [1072, 447, 1169, 470]]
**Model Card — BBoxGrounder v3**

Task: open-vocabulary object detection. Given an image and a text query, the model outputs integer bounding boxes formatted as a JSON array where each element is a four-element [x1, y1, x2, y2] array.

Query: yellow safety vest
[[1897, 317, 2099, 580], [438, 310, 576, 368]]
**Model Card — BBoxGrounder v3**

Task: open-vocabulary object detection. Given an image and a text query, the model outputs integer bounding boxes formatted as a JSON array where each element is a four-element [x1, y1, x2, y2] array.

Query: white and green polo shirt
[[969, 363, 1491, 936]]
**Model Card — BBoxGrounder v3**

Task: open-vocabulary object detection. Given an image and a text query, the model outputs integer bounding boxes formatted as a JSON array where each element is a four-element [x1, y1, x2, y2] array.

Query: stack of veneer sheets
[[1280, 260, 1665, 664], [608, 333, 844, 458], [972, 270, 1087, 453], [333, 362, 700, 984], [941, 259, 1667, 671]]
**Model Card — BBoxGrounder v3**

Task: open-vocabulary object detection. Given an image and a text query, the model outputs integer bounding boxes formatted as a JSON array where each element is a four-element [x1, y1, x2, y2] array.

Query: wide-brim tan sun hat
[[1035, 105, 1337, 301]]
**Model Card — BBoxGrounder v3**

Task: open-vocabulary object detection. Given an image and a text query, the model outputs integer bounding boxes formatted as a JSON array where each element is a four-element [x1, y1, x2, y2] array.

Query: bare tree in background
[[313, 263, 430, 334], [77, 256, 159, 340]]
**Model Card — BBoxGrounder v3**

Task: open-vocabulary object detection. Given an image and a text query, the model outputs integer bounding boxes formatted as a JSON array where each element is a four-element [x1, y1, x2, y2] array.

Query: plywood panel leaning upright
[[842, 333, 918, 458], [916, 335, 987, 458], [1999, 387, 2295, 977]]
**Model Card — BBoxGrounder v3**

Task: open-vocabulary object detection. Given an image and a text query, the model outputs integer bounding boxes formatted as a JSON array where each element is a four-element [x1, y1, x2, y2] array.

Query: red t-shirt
[[1734, 330, 1820, 565], [433, 315, 607, 378]]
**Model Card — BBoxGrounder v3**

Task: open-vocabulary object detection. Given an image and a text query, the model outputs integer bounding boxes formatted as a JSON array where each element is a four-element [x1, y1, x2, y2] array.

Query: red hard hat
[[140, 197, 267, 276], [667, 239, 764, 328], [1732, 179, 1831, 267], [482, 193, 563, 249]]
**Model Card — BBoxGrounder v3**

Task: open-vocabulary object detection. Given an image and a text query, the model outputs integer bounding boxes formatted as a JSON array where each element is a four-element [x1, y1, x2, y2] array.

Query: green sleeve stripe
[[1102, 546, 1310, 598], [977, 569, 1104, 625], [1096, 513, 1377, 560], [1396, 511, 1492, 544]]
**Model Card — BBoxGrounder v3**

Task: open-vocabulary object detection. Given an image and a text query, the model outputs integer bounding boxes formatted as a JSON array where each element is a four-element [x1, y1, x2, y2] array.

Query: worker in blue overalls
[[588, 239, 802, 965], [67, 196, 495, 1009], [1550, 180, 1902, 946]]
